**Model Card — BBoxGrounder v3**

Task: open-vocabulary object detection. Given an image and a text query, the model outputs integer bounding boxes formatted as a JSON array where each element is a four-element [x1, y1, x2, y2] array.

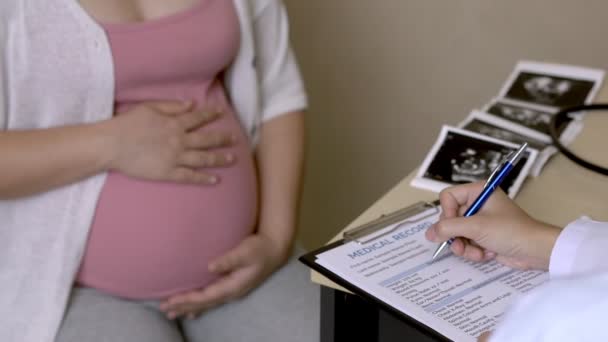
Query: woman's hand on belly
[[105, 100, 236, 184], [158, 232, 289, 319]]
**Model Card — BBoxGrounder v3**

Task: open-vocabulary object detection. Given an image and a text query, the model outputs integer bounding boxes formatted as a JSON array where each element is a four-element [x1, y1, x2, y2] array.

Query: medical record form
[[313, 206, 548, 342]]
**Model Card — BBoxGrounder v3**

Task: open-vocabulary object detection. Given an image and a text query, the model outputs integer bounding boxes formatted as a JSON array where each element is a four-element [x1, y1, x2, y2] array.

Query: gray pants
[[56, 255, 320, 342]]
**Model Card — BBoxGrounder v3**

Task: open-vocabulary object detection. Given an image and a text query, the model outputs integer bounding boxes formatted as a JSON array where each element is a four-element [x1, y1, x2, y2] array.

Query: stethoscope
[[549, 104, 608, 176]]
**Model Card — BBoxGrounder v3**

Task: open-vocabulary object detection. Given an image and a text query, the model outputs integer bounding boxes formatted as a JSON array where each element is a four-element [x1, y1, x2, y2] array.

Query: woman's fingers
[[177, 151, 235, 169], [171, 151, 236, 185], [183, 130, 236, 150], [168, 168, 219, 185], [145, 100, 194, 114], [177, 110, 222, 131]]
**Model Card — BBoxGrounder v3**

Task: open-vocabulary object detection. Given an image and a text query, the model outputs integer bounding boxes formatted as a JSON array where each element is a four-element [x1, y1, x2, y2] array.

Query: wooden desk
[[312, 90, 608, 341]]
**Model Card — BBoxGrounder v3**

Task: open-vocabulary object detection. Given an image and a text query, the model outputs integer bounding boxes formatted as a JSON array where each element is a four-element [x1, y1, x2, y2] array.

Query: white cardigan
[[0, 1, 306, 341]]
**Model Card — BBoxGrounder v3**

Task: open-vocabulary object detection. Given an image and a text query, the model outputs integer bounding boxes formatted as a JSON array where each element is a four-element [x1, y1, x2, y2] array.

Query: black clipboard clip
[[343, 200, 440, 245]]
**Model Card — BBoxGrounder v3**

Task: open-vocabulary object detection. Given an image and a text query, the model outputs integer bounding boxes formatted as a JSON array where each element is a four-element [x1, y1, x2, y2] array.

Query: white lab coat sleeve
[[549, 217, 608, 278], [489, 272, 608, 342]]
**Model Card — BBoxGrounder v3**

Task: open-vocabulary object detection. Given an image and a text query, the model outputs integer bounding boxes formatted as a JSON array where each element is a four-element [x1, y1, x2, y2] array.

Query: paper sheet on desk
[[315, 208, 548, 342]]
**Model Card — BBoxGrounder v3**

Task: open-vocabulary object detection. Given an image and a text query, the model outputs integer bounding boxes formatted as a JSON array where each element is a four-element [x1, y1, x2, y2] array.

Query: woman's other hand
[[158, 232, 289, 319], [105, 101, 235, 184], [425, 182, 560, 270]]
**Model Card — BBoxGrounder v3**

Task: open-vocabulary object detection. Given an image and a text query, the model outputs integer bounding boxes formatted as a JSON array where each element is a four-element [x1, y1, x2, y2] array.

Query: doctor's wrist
[[528, 221, 561, 271]]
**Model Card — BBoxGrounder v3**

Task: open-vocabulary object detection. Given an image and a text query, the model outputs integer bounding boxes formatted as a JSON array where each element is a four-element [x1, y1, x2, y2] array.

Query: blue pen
[[430, 142, 528, 261]]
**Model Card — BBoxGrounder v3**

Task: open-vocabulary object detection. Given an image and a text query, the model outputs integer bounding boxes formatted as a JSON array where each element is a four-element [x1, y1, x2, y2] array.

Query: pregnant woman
[[0, 0, 318, 341]]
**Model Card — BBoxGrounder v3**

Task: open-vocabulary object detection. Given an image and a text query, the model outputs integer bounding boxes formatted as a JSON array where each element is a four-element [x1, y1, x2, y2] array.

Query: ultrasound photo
[[424, 132, 520, 190], [463, 119, 547, 151], [486, 101, 553, 135], [412, 127, 536, 197], [505, 72, 595, 108]]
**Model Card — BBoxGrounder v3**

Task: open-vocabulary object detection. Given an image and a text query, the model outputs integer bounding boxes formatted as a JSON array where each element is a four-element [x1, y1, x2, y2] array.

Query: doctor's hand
[[477, 331, 492, 342], [425, 182, 560, 270], [159, 232, 289, 320]]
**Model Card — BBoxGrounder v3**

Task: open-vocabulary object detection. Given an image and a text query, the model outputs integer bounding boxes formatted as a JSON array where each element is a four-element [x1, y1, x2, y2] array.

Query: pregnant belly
[[76, 112, 258, 300]]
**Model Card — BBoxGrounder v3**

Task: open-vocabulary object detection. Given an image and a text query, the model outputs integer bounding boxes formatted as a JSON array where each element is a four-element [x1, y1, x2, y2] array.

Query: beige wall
[[285, 0, 608, 249]]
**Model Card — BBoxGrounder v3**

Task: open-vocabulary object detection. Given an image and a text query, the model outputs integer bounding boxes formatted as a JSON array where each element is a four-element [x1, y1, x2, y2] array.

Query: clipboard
[[299, 199, 451, 342]]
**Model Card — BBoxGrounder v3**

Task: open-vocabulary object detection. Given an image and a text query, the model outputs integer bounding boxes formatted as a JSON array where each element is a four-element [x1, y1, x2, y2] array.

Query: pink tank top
[[76, 0, 258, 299]]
